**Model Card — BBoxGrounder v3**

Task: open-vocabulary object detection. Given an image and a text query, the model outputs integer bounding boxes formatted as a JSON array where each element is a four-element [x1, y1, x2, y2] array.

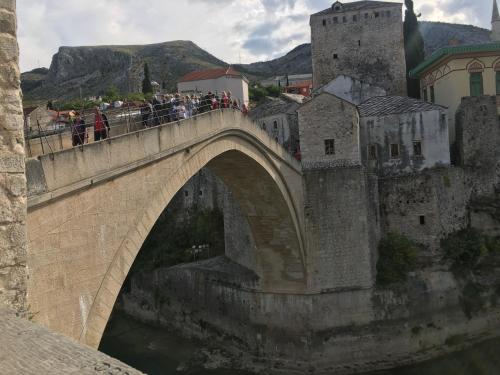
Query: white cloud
[[17, 0, 491, 72]]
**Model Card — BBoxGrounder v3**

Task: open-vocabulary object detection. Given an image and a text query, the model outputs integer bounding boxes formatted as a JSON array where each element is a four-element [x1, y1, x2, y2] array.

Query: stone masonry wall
[[304, 167, 376, 291], [298, 93, 361, 168], [0, 0, 27, 313], [311, 3, 407, 95]]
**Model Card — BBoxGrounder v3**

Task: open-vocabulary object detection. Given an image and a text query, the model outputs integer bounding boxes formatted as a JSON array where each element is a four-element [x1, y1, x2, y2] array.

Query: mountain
[[22, 41, 226, 101], [21, 21, 492, 102]]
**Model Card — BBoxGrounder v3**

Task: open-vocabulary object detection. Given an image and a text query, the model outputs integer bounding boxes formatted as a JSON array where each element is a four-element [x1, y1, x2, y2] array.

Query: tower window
[[262, 123, 266, 130], [333, 53, 338, 59], [413, 141, 422, 157], [325, 139, 335, 155], [368, 144, 377, 160], [273, 120, 278, 129], [390, 144, 400, 159], [469, 72, 484, 97], [419, 215, 426, 225], [199, 190, 203, 197], [322, 19, 327, 26], [184, 191, 189, 197], [358, 40, 361, 46], [353, 15, 357, 22], [333, 16, 338, 23], [374, 11, 379, 18], [343, 16, 347, 23]]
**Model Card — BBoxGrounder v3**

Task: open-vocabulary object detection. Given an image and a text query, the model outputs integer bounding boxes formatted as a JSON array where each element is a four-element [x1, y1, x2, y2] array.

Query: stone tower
[[492, 0, 500, 41], [0, 0, 28, 313], [310, 1, 407, 96]]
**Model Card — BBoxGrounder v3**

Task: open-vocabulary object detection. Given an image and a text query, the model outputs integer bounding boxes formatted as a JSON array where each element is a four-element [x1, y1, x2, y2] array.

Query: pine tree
[[142, 62, 153, 94], [404, 0, 425, 98]]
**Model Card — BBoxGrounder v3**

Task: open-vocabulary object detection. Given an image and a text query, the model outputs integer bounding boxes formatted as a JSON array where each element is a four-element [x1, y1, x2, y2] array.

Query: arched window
[[468, 61, 484, 97], [495, 62, 500, 95], [273, 120, 278, 130], [262, 123, 266, 131]]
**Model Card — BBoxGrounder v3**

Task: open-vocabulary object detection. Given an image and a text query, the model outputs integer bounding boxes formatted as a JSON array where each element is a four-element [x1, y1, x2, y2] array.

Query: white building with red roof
[[177, 67, 249, 106]]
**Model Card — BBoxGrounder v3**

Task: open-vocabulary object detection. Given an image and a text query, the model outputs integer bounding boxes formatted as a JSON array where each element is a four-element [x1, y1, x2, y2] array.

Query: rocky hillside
[[21, 21, 491, 101], [22, 41, 226, 101]]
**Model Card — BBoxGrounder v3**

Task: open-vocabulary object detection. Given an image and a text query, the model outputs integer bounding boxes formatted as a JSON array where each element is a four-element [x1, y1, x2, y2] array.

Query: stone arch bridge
[[26, 110, 307, 347]]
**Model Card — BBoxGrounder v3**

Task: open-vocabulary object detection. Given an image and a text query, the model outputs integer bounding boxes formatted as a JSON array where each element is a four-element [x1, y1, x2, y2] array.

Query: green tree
[[142, 62, 153, 94], [376, 233, 418, 287], [404, 0, 425, 98]]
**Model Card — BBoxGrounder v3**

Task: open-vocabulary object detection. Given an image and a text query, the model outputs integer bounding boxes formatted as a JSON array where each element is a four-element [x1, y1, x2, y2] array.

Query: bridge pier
[[0, 0, 28, 314]]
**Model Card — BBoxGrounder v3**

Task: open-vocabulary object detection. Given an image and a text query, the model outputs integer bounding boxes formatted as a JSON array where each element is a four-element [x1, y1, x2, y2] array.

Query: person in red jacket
[[94, 107, 107, 141]]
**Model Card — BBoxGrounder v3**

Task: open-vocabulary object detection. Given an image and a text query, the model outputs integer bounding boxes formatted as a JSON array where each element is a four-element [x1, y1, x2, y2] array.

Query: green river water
[[100, 312, 500, 375]]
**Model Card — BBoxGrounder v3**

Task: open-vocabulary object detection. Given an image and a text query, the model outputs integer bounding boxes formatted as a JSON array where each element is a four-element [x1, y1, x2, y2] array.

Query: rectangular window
[[333, 53, 338, 59], [353, 15, 357, 22], [333, 16, 338, 23], [322, 19, 326, 26], [368, 145, 377, 160], [430, 85, 435, 103], [419, 215, 426, 225], [413, 141, 422, 157], [374, 11, 379, 18], [423, 87, 428, 102], [470, 73, 484, 97], [343, 16, 347, 23], [358, 40, 361, 46], [497, 72, 500, 95], [325, 139, 335, 155], [390, 144, 400, 159]]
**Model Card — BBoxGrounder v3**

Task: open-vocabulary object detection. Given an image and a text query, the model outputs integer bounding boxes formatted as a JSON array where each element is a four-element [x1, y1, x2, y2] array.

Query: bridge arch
[[26, 110, 306, 348]]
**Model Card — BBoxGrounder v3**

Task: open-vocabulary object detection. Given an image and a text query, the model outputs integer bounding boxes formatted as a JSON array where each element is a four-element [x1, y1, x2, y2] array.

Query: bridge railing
[[24, 101, 248, 158]]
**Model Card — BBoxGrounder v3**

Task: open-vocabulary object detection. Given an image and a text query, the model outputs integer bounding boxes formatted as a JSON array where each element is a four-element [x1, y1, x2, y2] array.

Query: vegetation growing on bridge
[[376, 233, 418, 287]]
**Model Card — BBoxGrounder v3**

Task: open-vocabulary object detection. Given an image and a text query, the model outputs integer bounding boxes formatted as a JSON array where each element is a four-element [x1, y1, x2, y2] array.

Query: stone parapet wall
[[0, 0, 27, 313]]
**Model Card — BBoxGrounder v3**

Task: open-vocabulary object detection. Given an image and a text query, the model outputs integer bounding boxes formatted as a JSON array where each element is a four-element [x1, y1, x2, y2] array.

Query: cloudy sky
[[18, 0, 491, 72]]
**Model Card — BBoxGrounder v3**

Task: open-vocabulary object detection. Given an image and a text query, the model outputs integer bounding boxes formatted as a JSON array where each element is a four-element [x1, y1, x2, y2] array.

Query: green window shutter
[[469, 73, 483, 97], [496, 72, 500, 95]]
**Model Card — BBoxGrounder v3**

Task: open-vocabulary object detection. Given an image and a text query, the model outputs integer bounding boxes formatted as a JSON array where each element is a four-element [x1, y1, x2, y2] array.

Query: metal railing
[[25, 97, 249, 158]]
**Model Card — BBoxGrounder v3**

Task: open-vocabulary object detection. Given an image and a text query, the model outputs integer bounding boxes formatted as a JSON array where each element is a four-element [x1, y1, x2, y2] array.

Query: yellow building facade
[[410, 43, 500, 143]]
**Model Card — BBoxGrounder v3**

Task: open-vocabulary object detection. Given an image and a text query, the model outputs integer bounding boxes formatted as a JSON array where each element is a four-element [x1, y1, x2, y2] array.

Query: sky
[[17, 0, 491, 72]]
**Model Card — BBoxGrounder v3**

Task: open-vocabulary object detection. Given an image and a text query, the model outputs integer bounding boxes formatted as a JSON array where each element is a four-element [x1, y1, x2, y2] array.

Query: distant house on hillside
[[177, 67, 249, 106], [261, 74, 312, 88], [285, 80, 313, 97]]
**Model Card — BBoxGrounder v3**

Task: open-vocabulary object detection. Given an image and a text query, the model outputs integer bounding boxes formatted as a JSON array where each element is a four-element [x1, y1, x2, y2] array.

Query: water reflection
[[100, 312, 500, 375]]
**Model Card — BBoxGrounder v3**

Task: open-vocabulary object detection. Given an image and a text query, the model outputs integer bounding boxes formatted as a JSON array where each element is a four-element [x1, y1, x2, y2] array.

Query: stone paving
[[0, 308, 144, 374]]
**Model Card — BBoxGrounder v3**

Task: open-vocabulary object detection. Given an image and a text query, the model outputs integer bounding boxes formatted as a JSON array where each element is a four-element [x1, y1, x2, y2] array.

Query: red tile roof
[[178, 67, 245, 83]]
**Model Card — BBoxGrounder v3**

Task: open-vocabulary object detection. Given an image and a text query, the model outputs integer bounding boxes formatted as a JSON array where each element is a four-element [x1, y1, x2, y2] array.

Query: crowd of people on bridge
[[139, 91, 248, 127], [69, 90, 248, 147]]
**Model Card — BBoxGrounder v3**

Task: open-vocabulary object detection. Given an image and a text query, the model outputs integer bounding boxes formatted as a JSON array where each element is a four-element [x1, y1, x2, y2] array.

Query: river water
[[100, 312, 500, 375]]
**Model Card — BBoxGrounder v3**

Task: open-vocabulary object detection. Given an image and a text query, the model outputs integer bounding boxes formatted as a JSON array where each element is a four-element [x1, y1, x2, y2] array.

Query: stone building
[[298, 93, 450, 176], [310, 1, 407, 95], [249, 93, 303, 156], [297, 92, 361, 168], [359, 96, 450, 176]]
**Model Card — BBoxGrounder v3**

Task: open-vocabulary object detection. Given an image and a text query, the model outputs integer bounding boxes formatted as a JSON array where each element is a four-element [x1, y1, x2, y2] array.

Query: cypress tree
[[404, 0, 425, 98], [142, 62, 153, 94]]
